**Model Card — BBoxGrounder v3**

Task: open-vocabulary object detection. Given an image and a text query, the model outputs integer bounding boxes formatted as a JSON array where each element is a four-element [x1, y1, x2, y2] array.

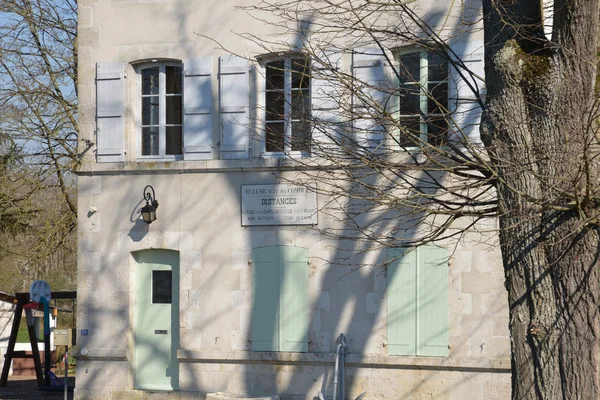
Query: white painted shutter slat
[[311, 52, 342, 155], [96, 62, 124, 162], [449, 41, 485, 144], [183, 57, 213, 160], [220, 55, 250, 159], [352, 48, 388, 149]]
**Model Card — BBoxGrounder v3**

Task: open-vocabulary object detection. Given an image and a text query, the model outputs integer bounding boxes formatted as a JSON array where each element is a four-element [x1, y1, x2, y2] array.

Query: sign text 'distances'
[[241, 184, 318, 226]]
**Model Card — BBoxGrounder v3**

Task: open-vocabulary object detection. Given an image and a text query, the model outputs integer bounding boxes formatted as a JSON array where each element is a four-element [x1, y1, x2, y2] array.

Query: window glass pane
[[291, 89, 310, 119], [166, 95, 182, 124], [427, 117, 448, 146], [142, 96, 159, 126], [266, 91, 285, 121], [291, 58, 310, 89], [399, 86, 421, 115], [291, 121, 311, 152], [266, 61, 285, 90], [266, 122, 285, 152], [166, 66, 182, 94], [427, 82, 448, 115], [398, 52, 420, 84], [166, 126, 182, 155], [398, 116, 421, 147], [142, 67, 159, 95], [142, 126, 159, 156], [428, 52, 448, 82], [152, 270, 172, 304]]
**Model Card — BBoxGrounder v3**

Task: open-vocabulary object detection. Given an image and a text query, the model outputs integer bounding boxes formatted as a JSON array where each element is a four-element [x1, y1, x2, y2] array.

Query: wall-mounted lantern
[[141, 185, 159, 224]]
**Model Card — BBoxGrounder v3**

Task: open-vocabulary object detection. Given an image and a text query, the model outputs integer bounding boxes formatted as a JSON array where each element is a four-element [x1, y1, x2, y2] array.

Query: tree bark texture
[[481, 0, 600, 398]]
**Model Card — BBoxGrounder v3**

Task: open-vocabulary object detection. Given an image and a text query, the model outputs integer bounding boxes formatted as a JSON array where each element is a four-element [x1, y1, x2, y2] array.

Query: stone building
[[75, 0, 511, 399]]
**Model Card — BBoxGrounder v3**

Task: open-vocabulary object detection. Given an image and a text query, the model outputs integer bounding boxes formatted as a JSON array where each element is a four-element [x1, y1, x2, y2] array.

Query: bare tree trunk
[[481, 0, 600, 397]]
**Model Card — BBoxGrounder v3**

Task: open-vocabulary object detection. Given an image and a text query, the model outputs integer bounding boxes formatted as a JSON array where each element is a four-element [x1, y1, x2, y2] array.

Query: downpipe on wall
[[333, 333, 346, 400], [318, 333, 366, 400]]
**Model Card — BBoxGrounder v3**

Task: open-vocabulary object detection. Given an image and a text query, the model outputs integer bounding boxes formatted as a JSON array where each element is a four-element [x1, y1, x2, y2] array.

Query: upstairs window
[[139, 63, 183, 157], [264, 56, 311, 154], [397, 50, 448, 146]]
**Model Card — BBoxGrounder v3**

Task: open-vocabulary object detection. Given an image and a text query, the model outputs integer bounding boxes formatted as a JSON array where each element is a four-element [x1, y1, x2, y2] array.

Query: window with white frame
[[264, 56, 311, 154], [139, 63, 183, 157], [397, 50, 448, 146]]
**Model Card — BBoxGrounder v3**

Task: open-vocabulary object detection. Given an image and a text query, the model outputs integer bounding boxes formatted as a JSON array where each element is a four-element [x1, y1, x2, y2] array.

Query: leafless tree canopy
[[238, 0, 600, 398], [0, 0, 78, 292]]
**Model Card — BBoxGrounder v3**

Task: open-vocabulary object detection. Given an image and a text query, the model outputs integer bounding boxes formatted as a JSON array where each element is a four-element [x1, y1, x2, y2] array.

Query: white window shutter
[[352, 48, 388, 149], [311, 52, 342, 155], [449, 41, 485, 144], [219, 55, 250, 159], [96, 62, 124, 162], [183, 57, 213, 160]]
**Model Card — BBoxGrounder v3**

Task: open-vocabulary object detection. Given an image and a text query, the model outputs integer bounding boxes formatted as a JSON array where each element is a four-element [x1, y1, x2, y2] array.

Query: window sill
[[137, 155, 183, 162], [260, 151, 311, 159], [78, 148, 484, 175]]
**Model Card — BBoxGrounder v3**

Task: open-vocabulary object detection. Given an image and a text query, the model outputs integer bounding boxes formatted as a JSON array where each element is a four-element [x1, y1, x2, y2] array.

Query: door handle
[[154, 330, 168, 335]]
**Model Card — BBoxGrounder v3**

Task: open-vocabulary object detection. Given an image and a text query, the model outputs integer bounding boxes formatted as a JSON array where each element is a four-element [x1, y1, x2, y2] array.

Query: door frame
[[133, 249, 180, 391]]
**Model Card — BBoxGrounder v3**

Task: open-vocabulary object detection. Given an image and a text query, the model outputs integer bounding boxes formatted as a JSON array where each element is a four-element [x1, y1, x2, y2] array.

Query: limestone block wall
[[75, 170, 511, 399], [75, 1, 507, 399]]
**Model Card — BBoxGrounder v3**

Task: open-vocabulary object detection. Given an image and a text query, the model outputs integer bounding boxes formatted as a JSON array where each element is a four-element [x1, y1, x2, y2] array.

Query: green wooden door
[[135, 250, 179, 391]]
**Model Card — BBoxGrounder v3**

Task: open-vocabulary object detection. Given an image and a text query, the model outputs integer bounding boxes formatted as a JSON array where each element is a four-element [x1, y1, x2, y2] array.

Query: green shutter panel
[[417, 245, 449, 357], [387, 248, 417, 356], [251, 247, 280, 351], [279, 246, 309, 352]]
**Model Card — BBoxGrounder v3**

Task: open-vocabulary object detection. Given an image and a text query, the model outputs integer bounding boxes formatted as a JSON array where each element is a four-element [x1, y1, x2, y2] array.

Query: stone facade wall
[[75, 172, 510, 399], [76, 0, 510, 399]]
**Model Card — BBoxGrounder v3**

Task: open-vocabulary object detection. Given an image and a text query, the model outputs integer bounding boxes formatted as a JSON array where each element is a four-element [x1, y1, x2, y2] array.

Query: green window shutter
[[417, 245, 449, 357], [279, 246, 309, 352], [387, 248, 417, 356], [251, 247, 280, 351]]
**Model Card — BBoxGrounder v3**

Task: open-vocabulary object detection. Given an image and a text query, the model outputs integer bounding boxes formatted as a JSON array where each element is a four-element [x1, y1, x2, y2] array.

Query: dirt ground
[[0, 376, 75, 400]]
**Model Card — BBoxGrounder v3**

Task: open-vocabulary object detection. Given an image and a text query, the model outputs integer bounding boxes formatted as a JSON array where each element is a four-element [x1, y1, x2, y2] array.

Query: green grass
[[15, 319, 42, 343], [16, 326, 30, 343]]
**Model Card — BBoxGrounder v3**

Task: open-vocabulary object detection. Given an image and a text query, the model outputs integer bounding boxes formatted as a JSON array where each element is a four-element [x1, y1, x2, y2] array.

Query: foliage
[[0, 0, 78, 292]]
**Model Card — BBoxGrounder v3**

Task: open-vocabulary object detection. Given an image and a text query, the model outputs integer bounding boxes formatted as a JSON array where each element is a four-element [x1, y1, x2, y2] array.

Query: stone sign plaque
[[241, 184, 318, 226]]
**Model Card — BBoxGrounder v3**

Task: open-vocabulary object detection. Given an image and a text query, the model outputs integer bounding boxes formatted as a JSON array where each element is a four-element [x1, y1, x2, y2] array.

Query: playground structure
[[0, 281, 76, 393]]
